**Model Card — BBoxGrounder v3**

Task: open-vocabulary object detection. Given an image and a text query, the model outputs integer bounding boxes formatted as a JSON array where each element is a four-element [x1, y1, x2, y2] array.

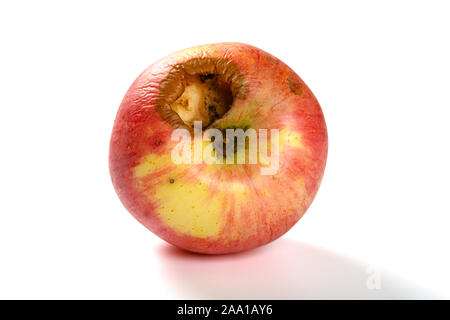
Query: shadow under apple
[[156, 238, 438, 299]]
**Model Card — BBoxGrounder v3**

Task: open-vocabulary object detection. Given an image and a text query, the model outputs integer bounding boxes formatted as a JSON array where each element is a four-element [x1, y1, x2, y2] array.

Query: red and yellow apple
[[109, 43, 327, 254]]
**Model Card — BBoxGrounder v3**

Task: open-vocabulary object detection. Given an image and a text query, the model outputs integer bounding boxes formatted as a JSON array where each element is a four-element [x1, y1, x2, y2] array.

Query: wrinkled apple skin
[[109, 43, 327, 254]]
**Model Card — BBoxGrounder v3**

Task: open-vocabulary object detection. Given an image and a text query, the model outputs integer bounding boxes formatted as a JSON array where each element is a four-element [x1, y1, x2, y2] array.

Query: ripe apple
[[109, 43, 327, 254]]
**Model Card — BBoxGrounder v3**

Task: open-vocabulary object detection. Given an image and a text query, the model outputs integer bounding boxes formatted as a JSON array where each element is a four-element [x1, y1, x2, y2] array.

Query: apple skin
[[109, 43, 327, 254]]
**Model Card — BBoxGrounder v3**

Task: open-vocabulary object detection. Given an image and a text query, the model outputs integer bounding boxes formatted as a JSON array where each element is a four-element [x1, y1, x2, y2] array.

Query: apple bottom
[[113, 155, 318, 254], [129, 194, 307, 255]]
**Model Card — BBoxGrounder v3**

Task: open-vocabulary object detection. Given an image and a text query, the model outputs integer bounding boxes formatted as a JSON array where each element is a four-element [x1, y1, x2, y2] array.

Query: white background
[[0, 0, 449, 299]]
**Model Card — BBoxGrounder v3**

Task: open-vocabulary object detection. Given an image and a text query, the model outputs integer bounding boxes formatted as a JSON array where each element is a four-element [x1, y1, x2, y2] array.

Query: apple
[[109, 43, 327, 254]]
